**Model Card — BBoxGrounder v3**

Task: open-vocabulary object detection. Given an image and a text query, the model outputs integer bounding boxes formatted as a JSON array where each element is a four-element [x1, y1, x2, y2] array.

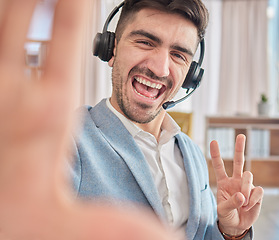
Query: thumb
[[218, 192, 245, 216]]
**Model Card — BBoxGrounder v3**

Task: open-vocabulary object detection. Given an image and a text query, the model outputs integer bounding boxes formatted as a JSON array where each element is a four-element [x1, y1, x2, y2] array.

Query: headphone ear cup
[[195, 68, 204, 88], [106, 32, 115, 61], [98, 32, 110, 61], [182, 61, 198, 89], [182, 61, 204, 89], [92, 31, 115, 62], [93, 32, 102, 57]]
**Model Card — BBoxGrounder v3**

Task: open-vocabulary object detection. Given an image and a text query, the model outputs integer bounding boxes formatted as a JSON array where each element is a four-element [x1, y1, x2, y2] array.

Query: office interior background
[[25, 0, 279, 239]]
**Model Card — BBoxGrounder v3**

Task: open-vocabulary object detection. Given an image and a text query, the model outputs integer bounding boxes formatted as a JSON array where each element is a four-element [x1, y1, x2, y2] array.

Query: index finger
[[0, 0, 37, 66], [210, 140, 228, 181], [44, 0, 88, 86], [232, 134, 246, 178]]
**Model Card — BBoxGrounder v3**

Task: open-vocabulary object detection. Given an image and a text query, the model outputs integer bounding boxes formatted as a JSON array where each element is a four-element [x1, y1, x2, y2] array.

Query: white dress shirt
[[106, 99, 189, 229]]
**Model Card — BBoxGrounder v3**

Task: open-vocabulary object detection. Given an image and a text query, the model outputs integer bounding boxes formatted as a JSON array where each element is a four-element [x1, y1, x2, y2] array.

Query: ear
[[108, 39, 117, 67]]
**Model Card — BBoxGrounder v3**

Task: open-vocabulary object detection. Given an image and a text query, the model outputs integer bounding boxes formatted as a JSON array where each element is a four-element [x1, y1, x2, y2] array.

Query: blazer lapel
[[91, 100, 166, 220], [176, 135, 201, 240]]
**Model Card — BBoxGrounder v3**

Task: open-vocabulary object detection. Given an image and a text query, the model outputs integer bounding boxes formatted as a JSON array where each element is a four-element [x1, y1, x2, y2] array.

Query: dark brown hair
[[115, 0, 209, 42]]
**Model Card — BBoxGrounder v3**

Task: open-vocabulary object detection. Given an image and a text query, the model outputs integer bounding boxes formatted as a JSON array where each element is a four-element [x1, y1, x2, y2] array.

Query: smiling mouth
[[132, 76, 166, 100]]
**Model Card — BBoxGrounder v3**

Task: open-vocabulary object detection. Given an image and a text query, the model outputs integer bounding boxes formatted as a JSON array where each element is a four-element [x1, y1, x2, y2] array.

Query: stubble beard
[[111, 63, 163, 124]]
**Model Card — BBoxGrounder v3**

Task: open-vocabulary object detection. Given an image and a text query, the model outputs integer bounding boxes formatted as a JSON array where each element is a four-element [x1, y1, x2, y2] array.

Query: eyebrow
[[129, 30, 162, 44], [128, 29, 194, 57], [171, 45, 194, 57]]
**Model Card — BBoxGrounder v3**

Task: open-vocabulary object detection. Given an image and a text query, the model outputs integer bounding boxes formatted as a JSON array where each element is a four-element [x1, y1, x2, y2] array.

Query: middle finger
[[232, 134, 246, 178]]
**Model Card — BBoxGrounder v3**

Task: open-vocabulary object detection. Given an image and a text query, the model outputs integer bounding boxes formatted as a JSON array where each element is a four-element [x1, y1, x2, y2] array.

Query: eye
[[136, 40, 153, 47], [171, 51, 186, 62]]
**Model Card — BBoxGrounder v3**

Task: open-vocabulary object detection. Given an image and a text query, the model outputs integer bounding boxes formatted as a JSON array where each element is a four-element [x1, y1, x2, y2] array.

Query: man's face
[[109, 8, 199, 124]]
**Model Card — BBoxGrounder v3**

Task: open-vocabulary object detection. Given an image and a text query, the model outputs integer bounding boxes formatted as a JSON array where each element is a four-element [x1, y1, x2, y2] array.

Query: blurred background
[[24, 0, 279, 239]]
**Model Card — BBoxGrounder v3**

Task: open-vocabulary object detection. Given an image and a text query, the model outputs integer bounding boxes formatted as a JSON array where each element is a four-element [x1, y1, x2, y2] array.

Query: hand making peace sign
[[0, 1, 182, 239], [210, 134, 264, 237]]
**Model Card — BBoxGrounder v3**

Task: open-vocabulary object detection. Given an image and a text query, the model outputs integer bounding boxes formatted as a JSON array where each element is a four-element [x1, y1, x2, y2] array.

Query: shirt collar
[[106, 98, 180, 144]]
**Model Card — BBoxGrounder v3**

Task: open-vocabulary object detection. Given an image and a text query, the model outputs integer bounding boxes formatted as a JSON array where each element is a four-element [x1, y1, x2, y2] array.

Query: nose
[[147, 48, 170, 78]]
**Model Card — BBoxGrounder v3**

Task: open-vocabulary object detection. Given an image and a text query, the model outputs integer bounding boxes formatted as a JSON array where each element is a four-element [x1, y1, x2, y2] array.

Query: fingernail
[[236, 194, 244, 204]]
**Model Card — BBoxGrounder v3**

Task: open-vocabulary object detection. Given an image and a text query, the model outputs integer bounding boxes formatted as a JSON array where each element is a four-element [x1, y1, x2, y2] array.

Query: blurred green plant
[[261, 93, 268, 103]]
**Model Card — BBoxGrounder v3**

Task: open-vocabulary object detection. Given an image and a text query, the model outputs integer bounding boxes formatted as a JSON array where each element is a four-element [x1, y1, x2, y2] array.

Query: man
[[71, 0, 264, 239], [0, 0, 182, 239]]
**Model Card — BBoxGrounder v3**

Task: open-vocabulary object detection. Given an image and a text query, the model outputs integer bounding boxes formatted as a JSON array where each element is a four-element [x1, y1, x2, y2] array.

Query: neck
[[109, 98, 166, 141], [134, 111, 165, 142]]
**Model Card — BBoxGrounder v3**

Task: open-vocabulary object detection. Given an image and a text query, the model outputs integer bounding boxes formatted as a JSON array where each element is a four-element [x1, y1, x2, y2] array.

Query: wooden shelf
[[205, 116, 279, 187]]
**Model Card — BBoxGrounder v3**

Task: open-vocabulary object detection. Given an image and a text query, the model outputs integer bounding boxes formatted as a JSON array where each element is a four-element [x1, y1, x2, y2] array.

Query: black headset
[[93, 2, 124, 62], [93, 1, 205, 110]]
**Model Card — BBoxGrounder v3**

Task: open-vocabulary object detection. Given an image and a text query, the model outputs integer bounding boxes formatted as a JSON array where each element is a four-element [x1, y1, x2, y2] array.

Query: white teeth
[[134, 76, 162, 90]]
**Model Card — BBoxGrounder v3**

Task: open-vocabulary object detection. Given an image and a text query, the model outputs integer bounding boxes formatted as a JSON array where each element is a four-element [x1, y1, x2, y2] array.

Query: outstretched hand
[[210, 134, 264, 236], [0, 1, 182, 239]]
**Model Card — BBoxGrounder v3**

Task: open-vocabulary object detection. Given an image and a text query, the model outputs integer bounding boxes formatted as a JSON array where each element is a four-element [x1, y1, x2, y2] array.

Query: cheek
[[112, 54, 129, 80], [168, 68, 188, 99], [173, 68, 188, 89], [115, 51, 135, 75]]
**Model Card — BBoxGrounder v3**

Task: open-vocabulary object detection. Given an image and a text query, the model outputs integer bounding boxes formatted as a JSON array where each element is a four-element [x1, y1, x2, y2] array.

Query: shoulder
[[75, 105, 93, 120], [73, 99, 110, 130]]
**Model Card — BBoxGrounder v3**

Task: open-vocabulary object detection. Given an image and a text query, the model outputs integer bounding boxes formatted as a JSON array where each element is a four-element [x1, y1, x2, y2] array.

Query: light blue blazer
[[71, 99, 252, 240]]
